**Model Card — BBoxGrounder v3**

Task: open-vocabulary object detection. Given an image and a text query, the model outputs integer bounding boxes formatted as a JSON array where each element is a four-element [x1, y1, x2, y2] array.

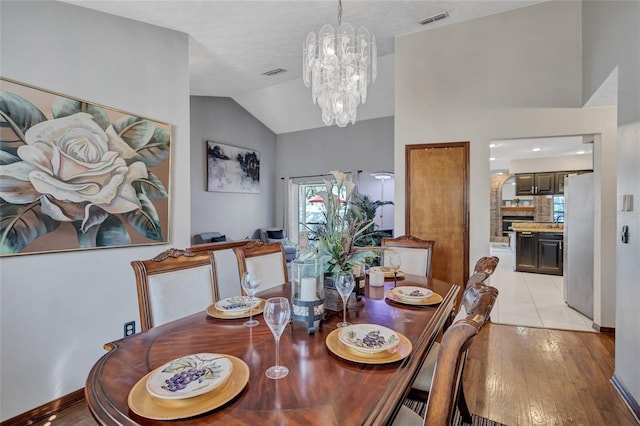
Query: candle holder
[[291, 258, 325, 333]]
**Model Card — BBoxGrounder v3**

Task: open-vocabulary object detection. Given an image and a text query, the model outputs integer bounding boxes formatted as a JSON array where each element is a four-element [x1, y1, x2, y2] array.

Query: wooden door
[[406, 142, 469, 306]]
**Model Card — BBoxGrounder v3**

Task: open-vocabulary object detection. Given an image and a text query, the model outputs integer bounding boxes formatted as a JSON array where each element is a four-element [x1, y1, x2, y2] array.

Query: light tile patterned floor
[[487, 244, 594, 332]]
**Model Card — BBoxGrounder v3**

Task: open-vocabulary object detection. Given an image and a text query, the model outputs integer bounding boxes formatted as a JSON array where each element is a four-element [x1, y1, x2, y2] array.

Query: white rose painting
[[0, 78, 171, 256]]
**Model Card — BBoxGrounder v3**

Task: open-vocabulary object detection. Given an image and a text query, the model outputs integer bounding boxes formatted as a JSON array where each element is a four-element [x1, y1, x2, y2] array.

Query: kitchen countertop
[[511, 222, 564, 233]]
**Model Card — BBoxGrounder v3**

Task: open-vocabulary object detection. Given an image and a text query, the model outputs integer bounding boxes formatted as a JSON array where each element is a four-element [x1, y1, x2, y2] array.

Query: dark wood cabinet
[[516, 232, 563, 275], [534, 172, 555, 195], [515, 170, 592, 195], [515, 173, 535, 195]]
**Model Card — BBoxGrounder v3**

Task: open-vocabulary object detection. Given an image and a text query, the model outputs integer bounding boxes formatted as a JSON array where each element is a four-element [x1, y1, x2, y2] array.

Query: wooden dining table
[[85, 274, 458, 425]]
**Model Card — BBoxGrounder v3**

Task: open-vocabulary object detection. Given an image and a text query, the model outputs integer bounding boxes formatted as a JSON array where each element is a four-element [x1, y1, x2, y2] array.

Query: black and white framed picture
[[206, 141, 260, 193]]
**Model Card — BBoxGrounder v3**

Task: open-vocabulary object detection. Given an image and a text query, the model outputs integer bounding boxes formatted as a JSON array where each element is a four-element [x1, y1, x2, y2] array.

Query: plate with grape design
[[392, 286, 433, 302], [338, 324, 400, 354], [214, 296, 261, 313], [146, 353, 233, 400]]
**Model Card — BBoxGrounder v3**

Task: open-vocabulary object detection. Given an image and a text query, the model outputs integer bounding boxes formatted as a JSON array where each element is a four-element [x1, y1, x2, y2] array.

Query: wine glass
[[389, 253, 402, 287], [263, 297, 291, 379], [335, 273, 355, 327], [241, 271, 261, 328]]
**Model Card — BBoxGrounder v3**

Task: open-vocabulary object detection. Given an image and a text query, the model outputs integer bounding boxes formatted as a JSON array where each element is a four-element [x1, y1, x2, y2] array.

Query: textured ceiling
[[62, 0, 544, 97], [60, 0, 546, 133]]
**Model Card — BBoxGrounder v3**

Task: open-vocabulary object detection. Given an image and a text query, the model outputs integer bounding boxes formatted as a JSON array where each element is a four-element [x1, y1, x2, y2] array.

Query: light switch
[[622, 194, 633, 212]]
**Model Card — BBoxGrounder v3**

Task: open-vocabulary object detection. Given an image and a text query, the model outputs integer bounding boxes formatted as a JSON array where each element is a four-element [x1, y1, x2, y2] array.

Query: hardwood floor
[[464, 323, 638, 426], [26, 324, 638, 426]]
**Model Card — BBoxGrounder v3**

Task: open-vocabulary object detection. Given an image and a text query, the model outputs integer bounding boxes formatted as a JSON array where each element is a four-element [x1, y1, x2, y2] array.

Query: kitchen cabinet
[[515, 172, 555, 195], [515, 170, 592, 195], [516, 232, 563, 275]]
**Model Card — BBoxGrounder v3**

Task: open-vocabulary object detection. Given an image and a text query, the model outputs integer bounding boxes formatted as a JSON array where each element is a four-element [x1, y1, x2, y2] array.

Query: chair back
[[424, 286, 498, 426], [381, 235, 435, 277], [235, 241, 289, 292], [131, 248, 219, 331], [473, 256, 500, 275]]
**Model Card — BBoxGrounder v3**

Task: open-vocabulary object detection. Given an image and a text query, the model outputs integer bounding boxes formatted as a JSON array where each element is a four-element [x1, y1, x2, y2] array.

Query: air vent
[[262, 68, 287, 76], [418, 12, 449, 26]]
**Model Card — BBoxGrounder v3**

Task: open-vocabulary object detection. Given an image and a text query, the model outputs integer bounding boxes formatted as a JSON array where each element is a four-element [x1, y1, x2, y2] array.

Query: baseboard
[[0, 388, 85, 426], [592, 323, 615, 334], [611, 375, 640, 423]]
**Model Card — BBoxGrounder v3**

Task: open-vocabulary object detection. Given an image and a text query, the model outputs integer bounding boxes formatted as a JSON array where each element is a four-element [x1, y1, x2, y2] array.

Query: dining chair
[[234, 240, 289, 292], [402, 284, 499, 424], [381, 234, 436, 277], [131, 248, 219, 331], [473, 255, 500, 276]]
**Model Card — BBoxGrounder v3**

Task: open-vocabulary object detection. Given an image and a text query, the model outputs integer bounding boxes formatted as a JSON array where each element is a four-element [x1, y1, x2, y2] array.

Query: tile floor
[[487, 243, 594, 332]]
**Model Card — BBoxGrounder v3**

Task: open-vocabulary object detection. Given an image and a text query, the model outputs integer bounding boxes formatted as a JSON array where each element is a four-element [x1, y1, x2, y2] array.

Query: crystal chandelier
[[302, 0, 377, 127]]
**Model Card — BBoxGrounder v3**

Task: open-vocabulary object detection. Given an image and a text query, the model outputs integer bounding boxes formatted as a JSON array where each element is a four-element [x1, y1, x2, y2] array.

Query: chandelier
[[302, 0, 377, 127]]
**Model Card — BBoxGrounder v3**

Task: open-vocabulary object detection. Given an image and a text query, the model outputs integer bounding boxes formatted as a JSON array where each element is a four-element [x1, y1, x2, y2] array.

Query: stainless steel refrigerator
[[563, 173, 594, 319]]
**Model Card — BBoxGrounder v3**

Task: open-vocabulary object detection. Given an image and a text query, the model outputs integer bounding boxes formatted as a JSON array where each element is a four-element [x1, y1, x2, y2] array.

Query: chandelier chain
[[337, 0, 342, 26]]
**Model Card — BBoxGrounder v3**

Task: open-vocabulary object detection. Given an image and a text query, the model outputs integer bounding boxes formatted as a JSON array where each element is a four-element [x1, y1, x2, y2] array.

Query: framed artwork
[[207, 141, 260, 193], [0, 77, 171, 257]]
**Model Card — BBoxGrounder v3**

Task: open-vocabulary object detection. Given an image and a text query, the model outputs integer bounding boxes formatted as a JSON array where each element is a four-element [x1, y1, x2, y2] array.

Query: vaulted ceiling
[[62, 0, 544, 134]]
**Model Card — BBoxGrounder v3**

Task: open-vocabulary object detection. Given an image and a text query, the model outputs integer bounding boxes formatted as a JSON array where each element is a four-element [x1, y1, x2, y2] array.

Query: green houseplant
[[304, 170, 375, 275]]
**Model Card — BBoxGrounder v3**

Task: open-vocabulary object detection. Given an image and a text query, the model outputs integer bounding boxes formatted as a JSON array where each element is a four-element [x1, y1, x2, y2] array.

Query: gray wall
[[190, 96, 277, 241], [275, 116, 394, 226], [583, 0, 640, 408], [583, 1, 640, 126], [0, 1, 191, 420]]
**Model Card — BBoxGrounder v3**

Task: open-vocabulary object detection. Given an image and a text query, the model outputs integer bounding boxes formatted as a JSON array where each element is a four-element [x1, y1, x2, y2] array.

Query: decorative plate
[[206, 298, 265, 319], [215, 296, 261, 313], [367, 266, 405, 278], [146, 353, 233, 400], [128, 355, 250, 420], [385, 289, 443, 306], [326, 329, 412, 364], [338, 324, 400, 354], [392, 286, 433, 301]]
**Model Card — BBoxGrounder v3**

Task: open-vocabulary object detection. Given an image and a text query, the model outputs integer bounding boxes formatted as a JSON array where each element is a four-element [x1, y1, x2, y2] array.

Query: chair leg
[[456, 384, 472, 424]]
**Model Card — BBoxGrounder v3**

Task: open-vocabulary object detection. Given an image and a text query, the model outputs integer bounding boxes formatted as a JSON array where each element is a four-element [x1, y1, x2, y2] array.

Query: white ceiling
[[61, 0, 545, 134], [490, 136, 594, 172]]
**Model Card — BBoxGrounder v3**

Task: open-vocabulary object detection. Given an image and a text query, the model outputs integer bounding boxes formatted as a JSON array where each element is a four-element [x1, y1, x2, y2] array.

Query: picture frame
[[0, 77, 172, 257], [206, 141, 260, 193]]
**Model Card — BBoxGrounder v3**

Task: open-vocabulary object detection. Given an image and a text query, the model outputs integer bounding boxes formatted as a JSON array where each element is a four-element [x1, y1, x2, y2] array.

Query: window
[[553, 195, 564, 223]]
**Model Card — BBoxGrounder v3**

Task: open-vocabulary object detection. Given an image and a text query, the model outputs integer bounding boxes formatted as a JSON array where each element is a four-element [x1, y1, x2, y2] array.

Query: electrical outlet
[[124, 321, 135, 337]]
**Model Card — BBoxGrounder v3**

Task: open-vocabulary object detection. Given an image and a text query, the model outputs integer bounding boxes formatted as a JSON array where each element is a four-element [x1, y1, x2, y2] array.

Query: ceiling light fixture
[[303, 0, 376, 127], [576, 150, 586, 154], [490, 157, 496, 161], [531, 147, 542, 152]]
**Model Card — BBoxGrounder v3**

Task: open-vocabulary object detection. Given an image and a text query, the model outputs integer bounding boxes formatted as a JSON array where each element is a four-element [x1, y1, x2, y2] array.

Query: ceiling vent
[[262, 68, 287, 76], [418, 12, 449, 26]]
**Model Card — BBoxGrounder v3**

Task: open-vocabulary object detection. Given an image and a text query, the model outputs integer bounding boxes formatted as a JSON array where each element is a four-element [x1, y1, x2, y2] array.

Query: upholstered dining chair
[[401, 284, 499, 425], [381, 235, 436, 277], [234, 241, 289, 292], [131, 248, 219, 331]]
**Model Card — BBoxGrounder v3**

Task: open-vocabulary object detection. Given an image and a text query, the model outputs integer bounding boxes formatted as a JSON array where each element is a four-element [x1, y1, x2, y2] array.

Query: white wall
[[0, 1, 190, 420], [394, 1, 618, 328], [190, 96, 277, 241], [582, 0, 640, 408]]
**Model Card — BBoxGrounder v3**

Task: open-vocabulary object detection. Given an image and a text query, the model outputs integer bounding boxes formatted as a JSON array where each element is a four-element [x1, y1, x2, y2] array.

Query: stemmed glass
[[389, 253, 402, 287], [263, 297, 291, 379], [335, 273, 355, 327], [241, 272, 261, 328]]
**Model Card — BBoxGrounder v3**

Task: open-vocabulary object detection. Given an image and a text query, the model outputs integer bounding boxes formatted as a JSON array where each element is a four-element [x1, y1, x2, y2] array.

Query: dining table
[[85, 274, 458, 425]]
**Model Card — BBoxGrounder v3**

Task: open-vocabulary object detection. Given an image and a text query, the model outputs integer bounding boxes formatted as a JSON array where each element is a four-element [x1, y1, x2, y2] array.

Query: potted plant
[[304, 170, 376, 275]]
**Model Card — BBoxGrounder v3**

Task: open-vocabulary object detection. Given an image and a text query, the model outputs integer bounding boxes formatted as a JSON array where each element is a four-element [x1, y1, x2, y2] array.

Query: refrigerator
[[563, 173, 594, 319]]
